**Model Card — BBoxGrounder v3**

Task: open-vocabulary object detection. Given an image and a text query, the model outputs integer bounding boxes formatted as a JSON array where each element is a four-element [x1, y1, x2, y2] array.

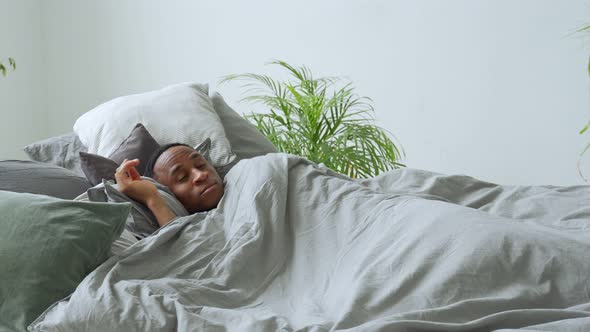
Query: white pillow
[[74, 82, 235, 167], [209, 91, 277, 160]]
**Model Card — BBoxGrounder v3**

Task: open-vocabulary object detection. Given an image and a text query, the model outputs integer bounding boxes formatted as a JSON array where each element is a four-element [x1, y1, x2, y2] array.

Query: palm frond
[[0, 57, 16, 77], [220, 60, 404, 178]]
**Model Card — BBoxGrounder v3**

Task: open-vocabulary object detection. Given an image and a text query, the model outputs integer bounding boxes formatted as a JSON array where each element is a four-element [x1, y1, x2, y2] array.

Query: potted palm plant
[[0, 57, 16, 76], [221, 60, 404, 178]]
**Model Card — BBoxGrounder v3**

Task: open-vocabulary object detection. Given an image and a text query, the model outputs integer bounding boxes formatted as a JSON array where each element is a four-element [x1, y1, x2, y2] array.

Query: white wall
[[7, 0, 590, 185], [0, 0, 45, 159]]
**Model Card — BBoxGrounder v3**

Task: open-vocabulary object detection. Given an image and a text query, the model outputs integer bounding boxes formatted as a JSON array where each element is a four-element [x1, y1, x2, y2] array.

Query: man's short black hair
[[144, 143, 192, 178]]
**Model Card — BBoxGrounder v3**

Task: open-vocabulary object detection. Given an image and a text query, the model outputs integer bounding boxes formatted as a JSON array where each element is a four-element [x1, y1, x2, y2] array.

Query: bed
[[2, 83, 589, 331]]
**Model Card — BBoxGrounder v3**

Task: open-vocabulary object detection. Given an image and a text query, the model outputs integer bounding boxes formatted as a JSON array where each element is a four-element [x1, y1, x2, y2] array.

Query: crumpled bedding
[[30, 154, 590, 331]]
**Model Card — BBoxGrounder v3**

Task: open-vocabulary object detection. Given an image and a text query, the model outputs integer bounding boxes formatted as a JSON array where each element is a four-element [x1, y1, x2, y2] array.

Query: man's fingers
[[114, 168, 130, 184], [115, 159, 141, 183], [129, 166, 141, 181], [118, 159, 139, 170], [116, 159, 139, 173]]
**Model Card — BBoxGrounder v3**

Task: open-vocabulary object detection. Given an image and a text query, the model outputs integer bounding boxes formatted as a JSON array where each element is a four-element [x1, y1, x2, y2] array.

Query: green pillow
[[0, 190, 130, 331]]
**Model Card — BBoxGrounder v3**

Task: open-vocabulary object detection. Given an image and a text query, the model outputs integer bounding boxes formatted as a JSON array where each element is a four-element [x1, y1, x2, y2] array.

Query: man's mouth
[[200, 183, 216, 196]]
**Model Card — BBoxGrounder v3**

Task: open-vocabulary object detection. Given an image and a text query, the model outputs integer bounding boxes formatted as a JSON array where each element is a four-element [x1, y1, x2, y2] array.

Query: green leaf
[[0, 57, 16, 76], [220, 60, 405, 178]]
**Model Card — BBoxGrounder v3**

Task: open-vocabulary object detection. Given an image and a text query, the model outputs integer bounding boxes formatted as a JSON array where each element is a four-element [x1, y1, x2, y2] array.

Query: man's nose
[[191, 169, 207, 185]]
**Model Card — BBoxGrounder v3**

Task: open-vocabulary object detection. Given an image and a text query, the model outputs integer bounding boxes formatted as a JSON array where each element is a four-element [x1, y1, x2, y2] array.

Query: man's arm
[[146, 194, 177, 227], [115, 159, 176, 227]]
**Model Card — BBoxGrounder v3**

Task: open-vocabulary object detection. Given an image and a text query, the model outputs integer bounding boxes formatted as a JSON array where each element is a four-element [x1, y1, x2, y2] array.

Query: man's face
[[152, 145, 224, 214]]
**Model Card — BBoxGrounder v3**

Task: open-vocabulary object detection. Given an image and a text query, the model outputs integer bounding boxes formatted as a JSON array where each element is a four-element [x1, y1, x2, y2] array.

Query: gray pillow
[[79, 123, 161, 186], [0, 190, 130, 331], [79, 152, 119, 186], [108, 123, 161, 173], [23, 132, 87, 176], [88, 177, 189, 238], [0, 160, 91, 199], [209, 91, 277, 160]]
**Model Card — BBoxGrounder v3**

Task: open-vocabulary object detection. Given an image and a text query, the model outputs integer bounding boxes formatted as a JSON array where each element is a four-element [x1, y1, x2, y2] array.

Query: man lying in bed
[[115, 143, 224, 227]]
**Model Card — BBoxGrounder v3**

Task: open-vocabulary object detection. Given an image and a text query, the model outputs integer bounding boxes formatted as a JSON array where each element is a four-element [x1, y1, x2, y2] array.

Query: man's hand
[[114, 159, 176, 227], [114, 159, 159, 206]]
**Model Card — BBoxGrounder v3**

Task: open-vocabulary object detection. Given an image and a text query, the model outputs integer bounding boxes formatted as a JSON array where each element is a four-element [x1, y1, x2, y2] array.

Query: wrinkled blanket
[[30, 154, 590, 331]]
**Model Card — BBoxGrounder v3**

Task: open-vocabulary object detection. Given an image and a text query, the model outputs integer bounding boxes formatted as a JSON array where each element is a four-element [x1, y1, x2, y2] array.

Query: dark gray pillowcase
[[0, 160, 91, 199], [79, 152, 119, 186], [79, 123, 161, 186], [23, 132, 88, 176], [108, 123, 161, 173], [210, 91, 277, 160]]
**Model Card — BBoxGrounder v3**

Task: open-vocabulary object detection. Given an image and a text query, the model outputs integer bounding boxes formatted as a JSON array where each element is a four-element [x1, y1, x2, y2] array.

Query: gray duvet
[[30, 154, 590, 331]]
